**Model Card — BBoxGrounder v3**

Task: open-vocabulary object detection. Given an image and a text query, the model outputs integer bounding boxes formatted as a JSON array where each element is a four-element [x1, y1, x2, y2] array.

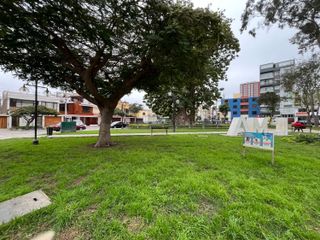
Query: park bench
[[150, 125, 169, 136]]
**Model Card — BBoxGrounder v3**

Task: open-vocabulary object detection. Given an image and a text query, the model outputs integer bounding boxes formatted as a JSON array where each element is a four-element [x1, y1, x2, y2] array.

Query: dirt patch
[[122, 216, 145, 233], [87, 142, 119, 149], [72, 175, 86, 186], [85, 204, 98, 214], [197, 199, 219, 216], [57, 227, 87, 240]]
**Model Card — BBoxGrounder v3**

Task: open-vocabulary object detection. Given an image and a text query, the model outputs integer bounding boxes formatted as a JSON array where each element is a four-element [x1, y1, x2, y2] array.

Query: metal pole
[[172, 94, 176, 132], [33, 79, 39, 145], [64, 99, 67, 121], [271, 134, 275, 165]]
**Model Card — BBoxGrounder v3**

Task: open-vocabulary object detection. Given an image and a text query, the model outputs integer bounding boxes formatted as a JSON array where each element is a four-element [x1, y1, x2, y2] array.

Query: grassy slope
[[0, 135, 319, 239]]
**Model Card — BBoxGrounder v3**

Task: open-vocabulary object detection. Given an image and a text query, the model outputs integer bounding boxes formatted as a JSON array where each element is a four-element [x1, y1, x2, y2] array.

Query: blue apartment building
[[221, 97, 260, 119]]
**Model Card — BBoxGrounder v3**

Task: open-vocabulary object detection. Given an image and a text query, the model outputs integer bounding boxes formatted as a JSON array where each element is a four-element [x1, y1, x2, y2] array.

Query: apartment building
[[240, 82, 260, 98], [222, 97, 260, 119], [59, 94, 99, 125], [259, 59, 298, 117], [0, 91, 101, 128]]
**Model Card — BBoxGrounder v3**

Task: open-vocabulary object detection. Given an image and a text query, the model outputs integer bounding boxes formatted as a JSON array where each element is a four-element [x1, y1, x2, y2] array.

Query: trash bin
[[47, 127, 53, 136]]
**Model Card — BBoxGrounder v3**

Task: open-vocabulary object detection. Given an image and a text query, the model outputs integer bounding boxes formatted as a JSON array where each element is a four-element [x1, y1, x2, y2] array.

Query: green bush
[[294, 134, 320, 144]]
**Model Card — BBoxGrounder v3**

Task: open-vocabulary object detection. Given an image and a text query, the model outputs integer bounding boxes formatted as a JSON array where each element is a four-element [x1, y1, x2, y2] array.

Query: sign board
[[243, 132, 274, 150], [243, 132, 275, 164], [61, 121, 76, 133]]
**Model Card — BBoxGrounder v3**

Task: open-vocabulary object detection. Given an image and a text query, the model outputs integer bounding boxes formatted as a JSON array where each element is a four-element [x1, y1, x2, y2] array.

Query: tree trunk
[[95, 106, 114, 147], [315, 105, 319, 127], [25, 116, 34, 129]]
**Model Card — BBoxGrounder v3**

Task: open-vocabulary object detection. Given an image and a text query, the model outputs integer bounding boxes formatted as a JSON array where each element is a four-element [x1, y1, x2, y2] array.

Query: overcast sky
[[0, 0, 309, 102]]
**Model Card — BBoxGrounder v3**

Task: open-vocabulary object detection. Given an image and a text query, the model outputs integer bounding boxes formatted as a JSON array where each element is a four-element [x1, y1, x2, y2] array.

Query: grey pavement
[[0, 129, 47, 140], [0, 190, 51, 225], [49, 131, 228, 138]]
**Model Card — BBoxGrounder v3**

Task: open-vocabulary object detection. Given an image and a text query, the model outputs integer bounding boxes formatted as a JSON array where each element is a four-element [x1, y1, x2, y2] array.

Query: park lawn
[[0, 135, 319, 239], [55, 127, 228, 135]]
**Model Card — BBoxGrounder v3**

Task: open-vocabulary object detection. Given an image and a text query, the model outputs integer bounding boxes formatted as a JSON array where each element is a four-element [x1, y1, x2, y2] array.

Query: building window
[[10, 99, 34, 108], [233, 99, 238, 103], [252, 111, 257, 115], [82, 106, 91, 113], [10, 99, 17, 107], [233, 111, 237, 115], [59, 104, 65, 112], [233, 105, 237, 109]]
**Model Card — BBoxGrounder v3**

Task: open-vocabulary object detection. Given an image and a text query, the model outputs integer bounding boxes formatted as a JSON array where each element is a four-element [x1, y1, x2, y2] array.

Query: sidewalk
[[0, 129, 46, 140], [49, 131, 227, 138]]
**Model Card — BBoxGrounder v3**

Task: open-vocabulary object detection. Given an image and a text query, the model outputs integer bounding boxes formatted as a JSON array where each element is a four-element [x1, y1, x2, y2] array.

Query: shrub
[[294, 134, 320, 144]]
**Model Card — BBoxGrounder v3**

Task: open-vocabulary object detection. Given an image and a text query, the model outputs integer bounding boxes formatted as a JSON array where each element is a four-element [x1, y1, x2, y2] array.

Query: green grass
[[55, 127, 228, 135], [0, 135, 319, 239]]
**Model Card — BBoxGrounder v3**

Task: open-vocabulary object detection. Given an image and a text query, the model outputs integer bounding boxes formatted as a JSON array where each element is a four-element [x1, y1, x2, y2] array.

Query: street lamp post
[[33, 79, 39, 145], [23, 81, 49, 145]]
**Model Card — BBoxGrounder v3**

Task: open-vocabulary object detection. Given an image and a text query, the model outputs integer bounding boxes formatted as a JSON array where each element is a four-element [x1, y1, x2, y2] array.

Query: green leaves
[[11, 105, 58, 118], [241, 0, 320, 52], [258, 92, 280, 117]]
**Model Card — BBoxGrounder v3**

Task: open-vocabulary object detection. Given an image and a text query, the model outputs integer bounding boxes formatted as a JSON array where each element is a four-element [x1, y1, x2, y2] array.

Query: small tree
[[282, 56, 320, 126], [219, 103, 229, 122], [129, 103, 143, 123], [11, 106, 58, 129], [258, 92, 280, 122]]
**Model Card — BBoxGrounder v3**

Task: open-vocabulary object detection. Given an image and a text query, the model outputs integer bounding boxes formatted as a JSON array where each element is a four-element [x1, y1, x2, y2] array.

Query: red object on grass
[[291, 121, 306, 129]]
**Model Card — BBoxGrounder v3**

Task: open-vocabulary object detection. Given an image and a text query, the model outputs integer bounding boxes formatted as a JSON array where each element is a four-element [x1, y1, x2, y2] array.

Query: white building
[[259, 59, 299, 118], [0, 91, 61, 128]]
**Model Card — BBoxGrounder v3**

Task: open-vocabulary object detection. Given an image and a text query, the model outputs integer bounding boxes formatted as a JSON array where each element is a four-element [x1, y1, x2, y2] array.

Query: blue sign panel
[[243, 132, 274, 150]]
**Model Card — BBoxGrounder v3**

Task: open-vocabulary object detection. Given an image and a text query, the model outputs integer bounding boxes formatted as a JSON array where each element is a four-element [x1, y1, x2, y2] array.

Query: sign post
[[243, 132, 275, 165]]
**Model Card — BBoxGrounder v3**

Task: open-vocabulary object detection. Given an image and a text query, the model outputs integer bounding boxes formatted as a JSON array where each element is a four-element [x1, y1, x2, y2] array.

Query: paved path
[[1, 128, 319, 140], [0, 129, 46, 140], [49, 131, 227, 138]]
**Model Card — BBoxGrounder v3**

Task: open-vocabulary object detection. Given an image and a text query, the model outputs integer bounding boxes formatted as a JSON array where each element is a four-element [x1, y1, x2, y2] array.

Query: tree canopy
[[219, 103, 229, 119], [11, 105, 58, 128], [0, 0, 239, 146], [258, 92, 280, 119], [129, 103, 143, 115], [144, 79, 221, 126], [241, 0, 320, 52]]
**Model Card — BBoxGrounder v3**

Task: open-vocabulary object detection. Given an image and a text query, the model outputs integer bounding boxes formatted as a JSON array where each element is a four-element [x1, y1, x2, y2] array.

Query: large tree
[[282, 56, 320, 126], [0, 0, 239, 147], [241, 0, 320, 52], [11, 105, 58, 129], [145, 79, 221, 127], [144, 4, 239, 128]]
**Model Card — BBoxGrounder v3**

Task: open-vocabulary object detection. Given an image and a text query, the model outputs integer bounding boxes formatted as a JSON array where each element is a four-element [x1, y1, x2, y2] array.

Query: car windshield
[[75, 120, 84, 125]]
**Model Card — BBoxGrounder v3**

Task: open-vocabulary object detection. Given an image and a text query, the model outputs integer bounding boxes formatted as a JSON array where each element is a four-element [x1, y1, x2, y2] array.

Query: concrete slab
[[0, 190, 51, 225], [31, 231, 55, 240]]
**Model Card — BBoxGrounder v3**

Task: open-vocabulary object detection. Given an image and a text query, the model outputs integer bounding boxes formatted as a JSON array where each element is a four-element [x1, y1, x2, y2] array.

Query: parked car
[[111, 121, 127, 128], [291, 121, 306, 132], [52, 120, 86, 131]]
